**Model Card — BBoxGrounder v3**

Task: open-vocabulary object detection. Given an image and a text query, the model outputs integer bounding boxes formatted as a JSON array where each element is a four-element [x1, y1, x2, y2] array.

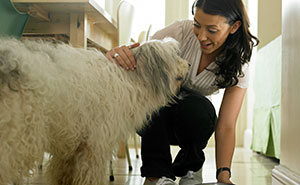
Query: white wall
[[280, 0, 300, 175], [272, 0, 300, 183], [165, 0, 189, 26]]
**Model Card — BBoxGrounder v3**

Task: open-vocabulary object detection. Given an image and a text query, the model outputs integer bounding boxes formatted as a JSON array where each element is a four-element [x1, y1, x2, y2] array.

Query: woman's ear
[[230, 20, 242, 34]]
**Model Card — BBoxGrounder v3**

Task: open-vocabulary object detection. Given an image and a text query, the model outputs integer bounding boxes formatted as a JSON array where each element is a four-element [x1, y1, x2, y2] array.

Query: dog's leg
[[47, 142, 108, 185], [71, 142, 108, 185], [46, 155, 75, 185], [0, 112, 46, 185]]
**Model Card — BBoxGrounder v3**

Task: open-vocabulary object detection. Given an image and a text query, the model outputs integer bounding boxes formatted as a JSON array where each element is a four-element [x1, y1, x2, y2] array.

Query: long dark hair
[[192, 0, 259, 88]]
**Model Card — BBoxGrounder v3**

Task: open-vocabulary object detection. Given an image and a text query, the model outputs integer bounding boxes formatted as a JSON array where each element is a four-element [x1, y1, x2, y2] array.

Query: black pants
[[138, 89, 217, 180]]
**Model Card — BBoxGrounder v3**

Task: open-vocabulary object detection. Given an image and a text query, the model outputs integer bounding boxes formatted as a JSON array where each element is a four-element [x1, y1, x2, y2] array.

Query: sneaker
[[179, 168, 203, 185], [144, 177, 179, 185]]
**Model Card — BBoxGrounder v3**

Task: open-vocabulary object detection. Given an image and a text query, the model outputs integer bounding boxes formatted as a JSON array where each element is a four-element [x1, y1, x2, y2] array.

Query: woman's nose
[[197, 30, 207, 41]]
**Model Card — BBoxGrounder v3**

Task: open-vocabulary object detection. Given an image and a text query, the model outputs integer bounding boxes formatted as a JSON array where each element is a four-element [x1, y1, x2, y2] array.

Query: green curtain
[[0, 0, 29, 38], [251, 35, 282, 159]]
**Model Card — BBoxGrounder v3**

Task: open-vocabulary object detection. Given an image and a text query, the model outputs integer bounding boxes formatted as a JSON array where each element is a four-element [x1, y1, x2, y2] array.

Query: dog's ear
[[133, 42, 172, 95], [161, 37, 180, 54]]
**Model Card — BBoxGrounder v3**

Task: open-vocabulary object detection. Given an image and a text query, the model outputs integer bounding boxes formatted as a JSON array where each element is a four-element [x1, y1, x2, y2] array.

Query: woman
[[106, 0, 259, 184]]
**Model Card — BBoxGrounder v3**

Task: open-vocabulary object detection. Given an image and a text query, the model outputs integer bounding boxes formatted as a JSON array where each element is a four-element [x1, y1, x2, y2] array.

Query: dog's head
[[132, 38, 189, 101]]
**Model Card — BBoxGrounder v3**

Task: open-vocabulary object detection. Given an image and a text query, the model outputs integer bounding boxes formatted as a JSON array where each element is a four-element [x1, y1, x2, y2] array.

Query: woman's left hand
[[217, 171, 233, 184], [218, 178, 233, 184]]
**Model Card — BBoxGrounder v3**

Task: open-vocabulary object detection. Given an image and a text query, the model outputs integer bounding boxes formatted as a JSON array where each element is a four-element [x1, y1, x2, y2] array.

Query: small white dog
[[0, 37, 189, 185]]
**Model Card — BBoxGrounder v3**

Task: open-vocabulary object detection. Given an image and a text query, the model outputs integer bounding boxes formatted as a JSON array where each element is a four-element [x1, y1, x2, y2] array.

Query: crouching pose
[[106, 0, 259, 184]]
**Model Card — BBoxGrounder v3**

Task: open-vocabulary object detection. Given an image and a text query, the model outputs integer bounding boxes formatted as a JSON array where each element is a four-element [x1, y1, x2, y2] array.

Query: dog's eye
[[176, 76, 184, 81]]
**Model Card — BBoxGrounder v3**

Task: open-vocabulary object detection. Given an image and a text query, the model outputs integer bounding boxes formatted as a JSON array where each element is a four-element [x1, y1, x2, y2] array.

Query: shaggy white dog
[[0, 37, 189, 185]]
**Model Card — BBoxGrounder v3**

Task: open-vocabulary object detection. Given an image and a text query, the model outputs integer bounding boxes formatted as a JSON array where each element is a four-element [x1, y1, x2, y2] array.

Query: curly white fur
[[0, 37, 189, 185]]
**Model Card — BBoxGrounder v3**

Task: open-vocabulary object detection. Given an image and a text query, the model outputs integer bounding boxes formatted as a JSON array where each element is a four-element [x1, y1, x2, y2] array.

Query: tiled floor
[[28, 146, 278, 185]]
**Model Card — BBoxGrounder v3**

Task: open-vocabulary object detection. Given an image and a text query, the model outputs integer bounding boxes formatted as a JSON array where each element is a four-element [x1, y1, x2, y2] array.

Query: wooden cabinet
[[12, 0, 118, 52]]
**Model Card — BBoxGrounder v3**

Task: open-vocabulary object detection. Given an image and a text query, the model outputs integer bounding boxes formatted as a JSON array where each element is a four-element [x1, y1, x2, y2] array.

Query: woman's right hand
[[106, 42, 140, 71]]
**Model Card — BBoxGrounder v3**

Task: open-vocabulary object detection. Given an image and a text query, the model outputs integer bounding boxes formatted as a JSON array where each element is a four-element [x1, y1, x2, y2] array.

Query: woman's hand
[[106, 42, 140, 71], [218, 179, 234, 184], [217, 171, 233, 184]]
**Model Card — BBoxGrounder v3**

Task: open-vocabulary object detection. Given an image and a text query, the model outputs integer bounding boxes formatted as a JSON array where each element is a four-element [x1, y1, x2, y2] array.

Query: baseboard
[[272, 165, 300, 185]]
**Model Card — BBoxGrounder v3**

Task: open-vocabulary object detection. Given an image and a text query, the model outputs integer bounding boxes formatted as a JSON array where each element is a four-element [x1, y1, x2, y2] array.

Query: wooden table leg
[[69, 13, 87, 49]]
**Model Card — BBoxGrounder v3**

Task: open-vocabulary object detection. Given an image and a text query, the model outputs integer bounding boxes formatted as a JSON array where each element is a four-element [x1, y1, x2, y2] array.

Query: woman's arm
[[215, 86, 247, 183]]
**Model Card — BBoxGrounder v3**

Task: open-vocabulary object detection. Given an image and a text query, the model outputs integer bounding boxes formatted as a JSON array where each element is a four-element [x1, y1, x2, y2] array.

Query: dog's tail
[[0, 48, 21, 92]]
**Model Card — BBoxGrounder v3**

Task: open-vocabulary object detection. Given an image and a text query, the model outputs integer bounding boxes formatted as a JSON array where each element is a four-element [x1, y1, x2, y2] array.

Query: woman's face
[[193, 8, 237, 57]]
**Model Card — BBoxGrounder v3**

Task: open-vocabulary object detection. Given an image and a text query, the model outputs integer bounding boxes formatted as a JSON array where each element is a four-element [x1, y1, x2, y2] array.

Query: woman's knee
[[178, 94, 217, 127], [174, 94, 217, 142]]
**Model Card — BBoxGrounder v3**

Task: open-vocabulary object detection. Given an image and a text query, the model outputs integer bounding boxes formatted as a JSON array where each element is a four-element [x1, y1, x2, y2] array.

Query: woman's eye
[[208, 29, 217, 34], [193, 23, 200, 28]]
